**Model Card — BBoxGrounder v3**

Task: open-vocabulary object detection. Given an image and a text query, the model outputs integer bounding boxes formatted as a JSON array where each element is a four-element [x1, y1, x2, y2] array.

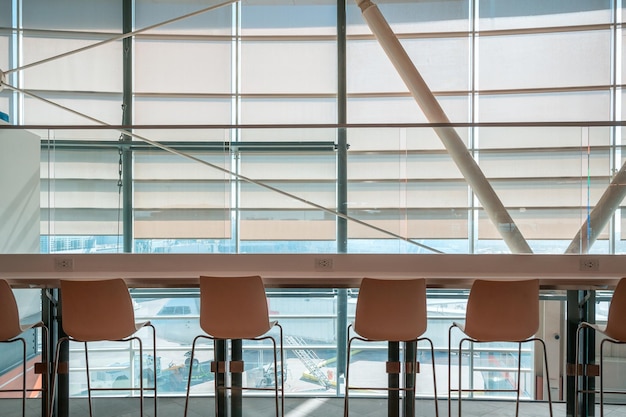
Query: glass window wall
[[1, 0, 625, 408]]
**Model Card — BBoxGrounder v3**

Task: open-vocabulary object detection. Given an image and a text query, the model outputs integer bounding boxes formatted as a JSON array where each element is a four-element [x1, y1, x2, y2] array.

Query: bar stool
[[448, 279, 553, 417], [0, 279, 48, 417], [344, 278, 439, 417], [575, 277, 626, 417], [49, 279, 157, 417], [183, 275, 284, 417]]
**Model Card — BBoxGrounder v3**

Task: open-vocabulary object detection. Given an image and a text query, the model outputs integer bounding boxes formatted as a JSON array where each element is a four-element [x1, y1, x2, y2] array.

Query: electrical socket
[[579, 258, 600, 271], [54, 257, 74, 272], [314, 258, 333, 271]]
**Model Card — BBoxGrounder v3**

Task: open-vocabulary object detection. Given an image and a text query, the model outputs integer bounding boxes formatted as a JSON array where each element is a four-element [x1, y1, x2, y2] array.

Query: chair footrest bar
[[602, 390, 626, 395], [451, 388, 519, 393], [86, 386, 157, 392], [219, 386, 280, 392], [347, 385, 417, 392]]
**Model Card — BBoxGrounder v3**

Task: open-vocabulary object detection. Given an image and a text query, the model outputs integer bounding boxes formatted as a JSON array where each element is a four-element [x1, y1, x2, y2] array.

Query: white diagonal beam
[[355, 0, 532, 254], [566, 163, 626, 253]]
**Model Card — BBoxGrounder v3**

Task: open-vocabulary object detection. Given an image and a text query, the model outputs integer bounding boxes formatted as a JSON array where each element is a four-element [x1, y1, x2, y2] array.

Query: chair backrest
[[463, 279, 540, 342], [199, 275, 271, 339], [353, 278, 427, 342], [0, 279, 24, 341], [60, 279, 138, 342], [604, 278, 626, 341]]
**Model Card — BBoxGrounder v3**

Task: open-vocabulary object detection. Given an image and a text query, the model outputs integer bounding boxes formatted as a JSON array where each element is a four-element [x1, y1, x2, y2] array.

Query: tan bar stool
[[344, 278, 439, 417], [575, 277, 626, 417], [448, 279, 553, 417], [49, 278, 157, 417], [0, 279, 49, 417], [183, 275, 284, 417]]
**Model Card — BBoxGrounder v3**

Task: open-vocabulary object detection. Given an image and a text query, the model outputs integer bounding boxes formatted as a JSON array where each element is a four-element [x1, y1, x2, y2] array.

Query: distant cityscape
[[40, 235, 616, 255]]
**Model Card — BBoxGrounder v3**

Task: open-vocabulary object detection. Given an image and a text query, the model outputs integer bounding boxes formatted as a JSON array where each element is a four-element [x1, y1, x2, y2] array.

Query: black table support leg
[[215, 340, 228, 417], [231, 339, 242, 417], [389, 341, 400, 417], [404, 341, 416, 417], [567, 289, 595, 417]]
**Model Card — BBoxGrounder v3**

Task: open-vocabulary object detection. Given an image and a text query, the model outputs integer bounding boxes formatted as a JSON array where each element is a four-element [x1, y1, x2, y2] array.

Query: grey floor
[[4, 396, 626, 417]]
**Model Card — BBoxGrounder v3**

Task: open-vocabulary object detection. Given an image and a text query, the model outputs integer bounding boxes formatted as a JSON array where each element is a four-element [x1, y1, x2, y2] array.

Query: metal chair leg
[[457, 339, 464, 417], [20, 338, 27, 417], [600, 339, 606, 417], [149, 323, 158, 417], [271, 337, 279, 417], [48, 337, 69, 417], [536, 338, 554, 417], [137, 337, 144, 417], [84, 342, 94, 417], [183, 335, 203, 417], [344, 337, 353, 417], [278, 324, 285, 417], [447, 325, 454, 417], [271, 323, 285, 417], [515, 342, 522, 417], [422, 337, 439, 417]]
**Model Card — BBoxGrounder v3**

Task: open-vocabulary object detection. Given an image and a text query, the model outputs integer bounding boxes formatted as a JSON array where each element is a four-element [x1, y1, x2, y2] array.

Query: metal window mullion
[[469, 0, 478, 254], [612, 1, 623, 253], [231, 1, 241, 254], [10, 0, 23, 123], [122, 0, 133, 253], [336, 0, 349, 397]]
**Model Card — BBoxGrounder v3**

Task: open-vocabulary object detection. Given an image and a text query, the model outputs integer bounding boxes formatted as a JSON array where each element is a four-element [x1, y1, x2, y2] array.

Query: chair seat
[[448, 279, 553, 417], [0, 279, 49, 417], [459, 279, 540, 342], [344, 278, 438, 417], [184, 275, 284, 417], [49, 278, 158, 417]]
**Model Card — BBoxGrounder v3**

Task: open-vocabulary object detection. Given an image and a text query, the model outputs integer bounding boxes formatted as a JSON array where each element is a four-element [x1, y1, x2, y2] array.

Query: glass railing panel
[[0, 122, 619, 405], [21, 124, 619, 256]]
